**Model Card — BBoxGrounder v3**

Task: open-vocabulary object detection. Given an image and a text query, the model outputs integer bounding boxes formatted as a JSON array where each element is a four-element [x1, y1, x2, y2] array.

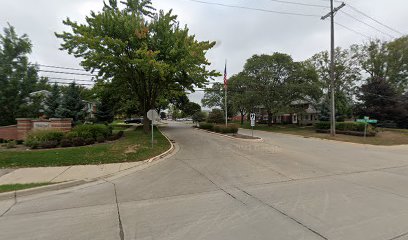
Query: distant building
[[253, 101, 319, 125]]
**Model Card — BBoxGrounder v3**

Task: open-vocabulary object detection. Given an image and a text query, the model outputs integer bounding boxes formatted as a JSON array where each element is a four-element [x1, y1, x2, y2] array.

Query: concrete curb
[[240, 128, 408, 148], [194, 127, 264, 143], [0, 128, 176, 200]]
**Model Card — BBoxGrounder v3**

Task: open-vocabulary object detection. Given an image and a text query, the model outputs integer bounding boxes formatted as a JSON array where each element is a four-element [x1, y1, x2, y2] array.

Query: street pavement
[[1, 122, 408, 240]]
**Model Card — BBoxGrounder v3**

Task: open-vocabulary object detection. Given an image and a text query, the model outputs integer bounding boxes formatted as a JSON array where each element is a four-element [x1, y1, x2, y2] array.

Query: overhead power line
[[50, 81, 94, 86], [185, 0, 322, 17], [335, 22, 370, 39], [346, 4, 404, 36], [340, 10, 396, 39], [44, 76, 95, 83], [37, 69, 97, 77], [31, 64, 98, 72], [267, 0, 327, 8]]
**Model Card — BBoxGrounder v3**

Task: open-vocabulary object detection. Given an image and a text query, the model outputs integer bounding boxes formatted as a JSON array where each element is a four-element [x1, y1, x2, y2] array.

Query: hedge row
[[315, 121, 376, 136], [198, 122, 238, 134], [25, 124, 122, 149], [315, 121, 375, 132]]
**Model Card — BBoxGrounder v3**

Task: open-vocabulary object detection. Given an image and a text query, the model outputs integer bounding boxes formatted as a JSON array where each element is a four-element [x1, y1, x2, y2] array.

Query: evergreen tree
[[45, 84, 61, 118], [55, 82, 85, 122], [95, 95, 114, 123], [0, 24, 42, 125]]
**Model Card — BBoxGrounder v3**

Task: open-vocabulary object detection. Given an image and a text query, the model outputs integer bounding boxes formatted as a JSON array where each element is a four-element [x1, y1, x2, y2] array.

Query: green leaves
[[56, 0, 218, 131]]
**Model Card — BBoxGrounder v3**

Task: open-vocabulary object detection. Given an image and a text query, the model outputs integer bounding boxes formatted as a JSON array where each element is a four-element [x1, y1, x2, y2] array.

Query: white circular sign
[[147, 109, 159, 121], [250, 113, 256, 121]]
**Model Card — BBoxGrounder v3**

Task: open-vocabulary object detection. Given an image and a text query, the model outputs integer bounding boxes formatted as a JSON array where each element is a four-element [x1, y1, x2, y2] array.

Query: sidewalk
[[0, 162, 145, 185]]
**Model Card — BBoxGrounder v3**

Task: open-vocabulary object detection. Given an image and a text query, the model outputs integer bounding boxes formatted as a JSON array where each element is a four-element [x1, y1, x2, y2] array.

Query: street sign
[[147, 109, 159, 148], [250, 113, 255, 137], [356, 116, 378, 141], [147, 109, 159, 121]]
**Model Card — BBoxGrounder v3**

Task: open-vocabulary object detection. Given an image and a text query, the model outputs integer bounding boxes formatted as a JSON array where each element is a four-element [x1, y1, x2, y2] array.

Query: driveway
[[1, 122, 408, 240]]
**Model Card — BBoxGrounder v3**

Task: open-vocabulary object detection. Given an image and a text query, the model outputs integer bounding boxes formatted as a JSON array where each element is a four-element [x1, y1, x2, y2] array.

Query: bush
[[207, 109, 225, 124], [213, 125, 221, 133], [85, 138, 95, 145], [60, 139, 73, 148], [64, 131, 79, 139], [6, 140, 17, 149], [199, 122, 214, 130], [0, 138, 4, 143], [315, 121, 372, 132], [96, 135, 105, 143], [116, 131, 124, 138], [16, 140, 24, 145], [221, 124, 239, 134], [72, 137, 85, 147], [72, 124, 112, 140], [25, 130, 65, 149], [40, 141, 58, 149]]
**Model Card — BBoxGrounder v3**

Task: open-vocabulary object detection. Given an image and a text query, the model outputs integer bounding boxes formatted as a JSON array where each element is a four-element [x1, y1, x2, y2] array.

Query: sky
[[0, 0, 407, 105]]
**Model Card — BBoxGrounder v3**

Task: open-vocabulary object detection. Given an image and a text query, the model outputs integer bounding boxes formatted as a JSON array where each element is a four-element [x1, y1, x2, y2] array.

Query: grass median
[[235, 121, 408, 146], [0, 127, 170, 168], [0, 183, 55, 193]]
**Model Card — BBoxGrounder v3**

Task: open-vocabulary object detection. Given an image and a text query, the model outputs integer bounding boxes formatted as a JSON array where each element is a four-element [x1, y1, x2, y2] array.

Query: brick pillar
[[50, 118, 72, 132], [17, 118, 32, 140]]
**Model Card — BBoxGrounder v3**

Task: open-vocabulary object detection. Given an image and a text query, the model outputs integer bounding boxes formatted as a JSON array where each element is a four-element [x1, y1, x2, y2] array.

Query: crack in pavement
[[236, 187, 328, 240], [176, 158, 247, 206], [103, 179, 124, 240], [389, 230, 408, 240], [0, 191, 17, 217]]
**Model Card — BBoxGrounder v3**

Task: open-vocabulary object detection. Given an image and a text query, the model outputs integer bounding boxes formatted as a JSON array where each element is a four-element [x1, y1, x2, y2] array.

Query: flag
[[224, 62, 228, 89]]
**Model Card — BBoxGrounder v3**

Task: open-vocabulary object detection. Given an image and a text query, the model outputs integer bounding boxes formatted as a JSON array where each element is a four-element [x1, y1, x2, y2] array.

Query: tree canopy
[[56, 0, 218, 132]]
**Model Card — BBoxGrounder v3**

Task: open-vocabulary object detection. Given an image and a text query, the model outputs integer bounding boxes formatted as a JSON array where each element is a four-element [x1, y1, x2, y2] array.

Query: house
[[254, 101, 319, 125]]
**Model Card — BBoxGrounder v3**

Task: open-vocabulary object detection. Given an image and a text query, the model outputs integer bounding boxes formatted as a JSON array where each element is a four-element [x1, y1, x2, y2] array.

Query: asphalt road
[[1, 122, 408, 240]]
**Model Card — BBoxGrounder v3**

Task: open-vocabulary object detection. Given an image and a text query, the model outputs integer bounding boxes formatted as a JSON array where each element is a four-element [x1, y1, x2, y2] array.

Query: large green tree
[[44, 84, 61, 118], [0, 24, 44, 125], [308, 47, 360, 118], [243, 53, 320, 125], [201, 82, 234, 118], [55, 82, 85, 122], [56, 0, 218, 132]]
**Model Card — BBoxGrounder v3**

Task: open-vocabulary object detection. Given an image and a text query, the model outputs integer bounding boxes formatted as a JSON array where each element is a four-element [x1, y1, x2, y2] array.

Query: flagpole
[[224, 59, 228, 127]]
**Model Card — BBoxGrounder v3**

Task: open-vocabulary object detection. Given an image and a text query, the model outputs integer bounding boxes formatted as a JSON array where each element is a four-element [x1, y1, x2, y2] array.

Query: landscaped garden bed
[[314, 122, 377, 137], [0, 126, 170, 168], [24, 124, 123, 149]]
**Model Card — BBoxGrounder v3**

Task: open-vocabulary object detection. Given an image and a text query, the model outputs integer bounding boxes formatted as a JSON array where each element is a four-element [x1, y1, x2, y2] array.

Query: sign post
[[356, 117, 378, 141], [250, 113, 256, 137], [147, 109, 159, 148]]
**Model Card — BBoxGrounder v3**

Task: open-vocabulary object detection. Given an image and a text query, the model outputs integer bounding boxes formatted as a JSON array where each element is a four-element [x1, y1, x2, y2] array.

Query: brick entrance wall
[[0, 125, 18, 140], [0, 118, 73, 140]]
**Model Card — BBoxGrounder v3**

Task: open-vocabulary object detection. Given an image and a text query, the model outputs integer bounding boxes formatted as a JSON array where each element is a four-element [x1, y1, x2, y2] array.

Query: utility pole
[[321, 1, 345, 136]]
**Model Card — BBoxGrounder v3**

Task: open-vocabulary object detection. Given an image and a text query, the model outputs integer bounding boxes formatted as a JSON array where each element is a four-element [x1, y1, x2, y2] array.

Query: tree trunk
[[143, 110, 150, 133], [240, 111, 245, 125], [267, 111, 273, 126]]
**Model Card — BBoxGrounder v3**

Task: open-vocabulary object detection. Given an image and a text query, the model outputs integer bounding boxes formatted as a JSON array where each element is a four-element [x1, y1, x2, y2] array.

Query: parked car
[[124, 118, 143, 124]]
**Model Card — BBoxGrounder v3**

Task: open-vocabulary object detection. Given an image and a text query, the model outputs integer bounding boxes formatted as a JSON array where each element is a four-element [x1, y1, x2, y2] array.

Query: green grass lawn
[[0, 183, 55, 193], [0, 127, 170, 168], [234, 121, 408, 146]]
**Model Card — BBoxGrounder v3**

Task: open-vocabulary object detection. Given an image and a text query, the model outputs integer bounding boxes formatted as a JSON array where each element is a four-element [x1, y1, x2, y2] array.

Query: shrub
[[60, 139, 73, 148], [6, 140, 17, 149], [40, 141, 58, 149], [85, 138, 95, 145], [64, 131, 79, 140], [25, 130, 64, 149], [96, 135, 105, 143], [314, 122, 331, 130], [72, 124, 112, 140], [207, 109, 225, 124], [315, 121, 376, 135], [221, 124, 239, 134], [116, 131, 124, 138], [213, 125, 221, 133], [16, 140, 24, 145], [199, 122, 214, 130], [107, 135, 117, 141], [72, 137, 85, 147], [0, 138, 4, 143]]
